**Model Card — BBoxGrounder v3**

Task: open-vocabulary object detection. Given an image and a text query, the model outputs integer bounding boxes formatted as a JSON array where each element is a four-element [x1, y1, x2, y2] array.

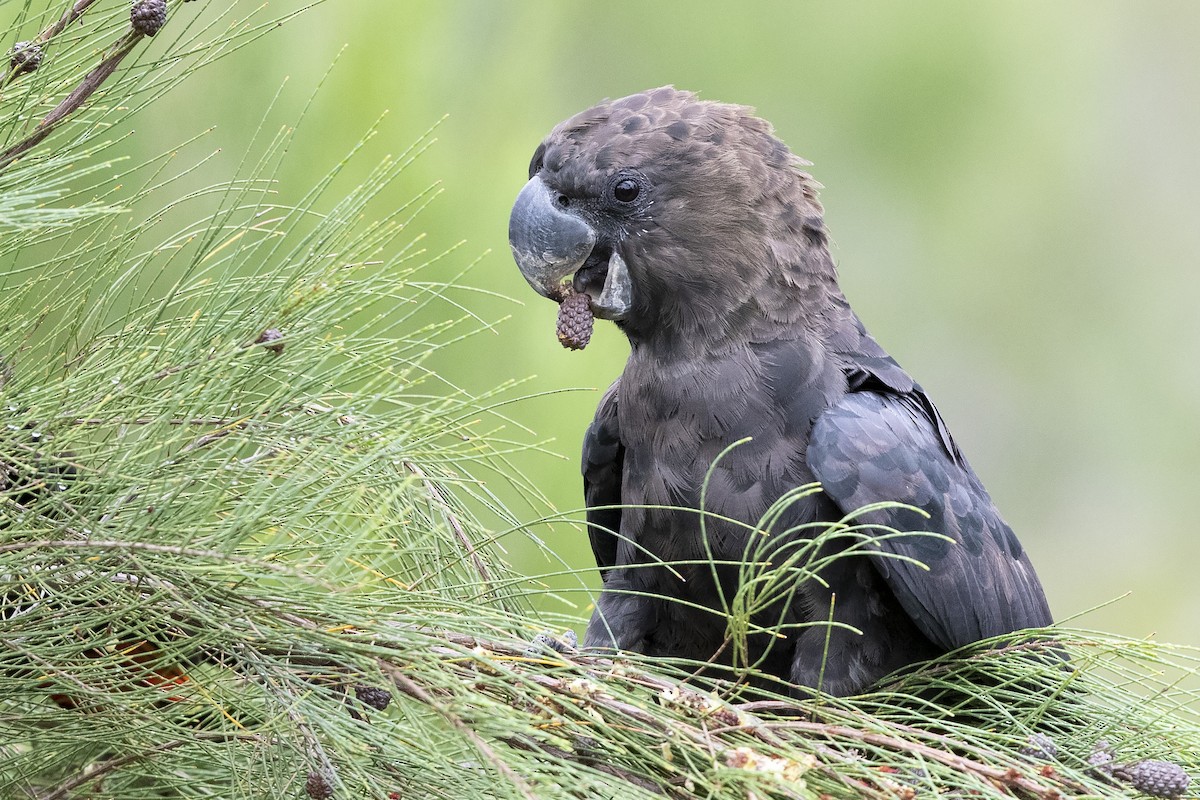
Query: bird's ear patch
[[543, 144, 567, 173], [766, 138, 793, 169], [666, 121, 690, 141], [528, 143, 546, 179], [802, 215, 827, 246]]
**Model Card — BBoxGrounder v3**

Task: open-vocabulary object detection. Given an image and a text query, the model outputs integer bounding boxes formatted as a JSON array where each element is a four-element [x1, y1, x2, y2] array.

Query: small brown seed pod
[[1114, 760, 1191, 799], [305, 770, 334, 799], [555, 290, 593, 351], [255, 328, 285, 354], [354, 684, 392, 711], [9, 41, 43, 75], [131, 0, 167, 37]]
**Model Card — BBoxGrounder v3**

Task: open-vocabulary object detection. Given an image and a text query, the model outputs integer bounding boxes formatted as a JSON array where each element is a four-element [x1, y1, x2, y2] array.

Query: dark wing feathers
[[581, 381, 623, 575], [808, 390, 1052, 651]]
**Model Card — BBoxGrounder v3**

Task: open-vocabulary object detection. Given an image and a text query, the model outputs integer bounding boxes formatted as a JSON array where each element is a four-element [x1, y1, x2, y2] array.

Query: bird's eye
[[613, 178, 640, 203]]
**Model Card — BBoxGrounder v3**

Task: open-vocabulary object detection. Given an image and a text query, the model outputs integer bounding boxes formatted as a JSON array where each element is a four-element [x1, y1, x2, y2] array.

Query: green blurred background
[[11, 1, 1200, 645]]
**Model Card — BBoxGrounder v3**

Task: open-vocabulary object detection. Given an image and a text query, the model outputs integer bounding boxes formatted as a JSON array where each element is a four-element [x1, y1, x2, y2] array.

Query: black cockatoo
[[508, 87, 1052, 697]]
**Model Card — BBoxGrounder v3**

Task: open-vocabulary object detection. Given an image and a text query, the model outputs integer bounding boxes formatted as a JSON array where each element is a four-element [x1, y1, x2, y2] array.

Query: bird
[[508, 86, 1053, 697]]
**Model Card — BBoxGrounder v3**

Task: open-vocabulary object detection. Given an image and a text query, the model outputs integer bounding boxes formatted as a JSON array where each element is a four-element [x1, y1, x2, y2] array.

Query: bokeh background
[[10, 1, 1200, 645]]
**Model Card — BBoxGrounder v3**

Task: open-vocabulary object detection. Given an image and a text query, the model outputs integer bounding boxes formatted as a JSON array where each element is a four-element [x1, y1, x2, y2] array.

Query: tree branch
[[40, 0, 104, 43], [0, 31, 141, 170], [380, 660, 539, 800], [40, 733, 263, 800], [403, 460, 494, 590]]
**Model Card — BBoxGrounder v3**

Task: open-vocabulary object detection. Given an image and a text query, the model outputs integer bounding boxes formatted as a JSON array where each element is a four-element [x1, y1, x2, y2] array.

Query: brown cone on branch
[[555, 290, 593, 351], [9, 41, 43, 75], [131, 0, 167, 37], [1114, 760, 1191, 799]]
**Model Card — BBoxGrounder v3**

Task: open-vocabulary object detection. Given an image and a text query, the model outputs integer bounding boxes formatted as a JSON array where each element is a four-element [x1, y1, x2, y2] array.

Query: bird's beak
[[509, 176, 633, 321], [592, 251, 632, 321], [509, 176, 595, 300]]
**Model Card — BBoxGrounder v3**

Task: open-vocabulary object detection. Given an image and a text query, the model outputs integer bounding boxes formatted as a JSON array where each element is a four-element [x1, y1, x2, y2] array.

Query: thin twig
[[708, 718, 1065, 799], [0, 539, 300, 572], [179, 420, 250, 453], [0, 0, 103, 91], [380, 660, 540, 800], [0, 32, 142, 171], [243, 648, 342, 794], [506, 735, 673, 797], [0, 637, 95, 709], [40, 732, 263, 800], [73, 417, 242, 426], [39, 0, 104, 43], [403, 460, 494, 590]]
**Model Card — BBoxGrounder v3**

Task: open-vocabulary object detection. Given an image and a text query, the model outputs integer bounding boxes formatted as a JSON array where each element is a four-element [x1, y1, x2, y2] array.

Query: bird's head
[[509, 86, 834, 347]]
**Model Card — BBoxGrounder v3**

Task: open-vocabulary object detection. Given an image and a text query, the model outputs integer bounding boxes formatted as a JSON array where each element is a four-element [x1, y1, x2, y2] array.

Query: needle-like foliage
[[0, 3, 1197, 800]]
